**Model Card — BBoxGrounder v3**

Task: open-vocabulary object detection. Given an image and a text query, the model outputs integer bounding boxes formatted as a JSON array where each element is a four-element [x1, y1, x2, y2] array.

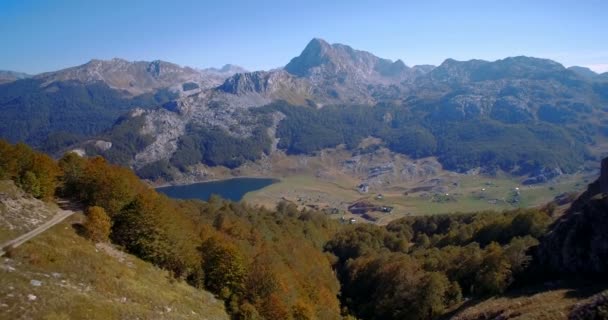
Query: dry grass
[[0, 213, 228, 320]]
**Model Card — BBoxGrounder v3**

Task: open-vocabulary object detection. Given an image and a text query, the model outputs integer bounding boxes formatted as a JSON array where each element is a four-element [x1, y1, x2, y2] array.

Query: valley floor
[[243, 171, 592, 224]]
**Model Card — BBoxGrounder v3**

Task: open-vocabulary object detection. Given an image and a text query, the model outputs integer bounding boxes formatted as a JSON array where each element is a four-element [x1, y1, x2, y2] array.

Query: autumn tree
[[27, 153, 61, 199], [80, 156, 143, 216], [58, 152, 86, 198], [200, 236, 247, 298], [474, 242, 512, 295], [84, 206, 112, 242], [0, 140, 60, 199]]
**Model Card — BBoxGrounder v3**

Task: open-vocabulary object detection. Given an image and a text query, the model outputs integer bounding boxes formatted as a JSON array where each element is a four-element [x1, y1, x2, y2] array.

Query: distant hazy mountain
[[429, 56, 572, 83], [568, 66, 599, 80], [72, 38, 607, 181], [34, 58, 241, 96], [1, 38, 608, 182], [0, 59, 244, 147], [0, 70, 30, 84], [202, 64, 248, 75]]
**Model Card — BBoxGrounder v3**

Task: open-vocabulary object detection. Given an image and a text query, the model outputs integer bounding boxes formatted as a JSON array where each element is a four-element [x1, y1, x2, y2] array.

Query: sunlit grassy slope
[[0, 213, 228, 320]]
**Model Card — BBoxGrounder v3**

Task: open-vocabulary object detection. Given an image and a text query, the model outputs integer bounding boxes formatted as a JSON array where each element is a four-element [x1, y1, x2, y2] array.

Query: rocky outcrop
[[533, 157, 608, 276]]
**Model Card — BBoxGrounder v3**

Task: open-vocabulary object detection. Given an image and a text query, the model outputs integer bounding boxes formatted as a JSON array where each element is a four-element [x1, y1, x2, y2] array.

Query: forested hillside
[[0, 79, 177, 151], [0, 140, 342, 319], [2, 140, 607, 319]]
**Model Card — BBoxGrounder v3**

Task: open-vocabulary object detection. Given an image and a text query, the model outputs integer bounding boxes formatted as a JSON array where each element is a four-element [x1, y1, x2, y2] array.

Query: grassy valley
[[242, 152, 591, 223]]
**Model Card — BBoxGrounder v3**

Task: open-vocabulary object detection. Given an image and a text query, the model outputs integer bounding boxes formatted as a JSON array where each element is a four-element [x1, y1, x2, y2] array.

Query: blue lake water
[[156, 177, 277, 202]]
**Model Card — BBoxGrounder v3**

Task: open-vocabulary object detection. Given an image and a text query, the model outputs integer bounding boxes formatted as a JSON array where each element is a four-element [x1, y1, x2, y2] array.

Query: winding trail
[[0, 201, 76, 256]]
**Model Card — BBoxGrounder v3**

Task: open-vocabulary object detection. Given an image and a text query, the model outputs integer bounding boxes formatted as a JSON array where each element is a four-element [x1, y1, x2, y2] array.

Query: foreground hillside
[[0, 211, 228, 320], [0, 141, 343, 319], [2, 140, 608, 319], [449, 157, 608, 319]]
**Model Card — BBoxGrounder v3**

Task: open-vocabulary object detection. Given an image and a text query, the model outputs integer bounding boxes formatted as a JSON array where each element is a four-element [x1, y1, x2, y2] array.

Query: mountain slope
[[35, 58, 238, 95], [1, 39, 608, 182], [448, 157, 608, 320], [76, 39, 608, 182], [533, 157, 608, 276], [568, 66, 600, 80], [0, 211, 228, 320], [284, 38, 415, 103], [0, 59, 243, 151]]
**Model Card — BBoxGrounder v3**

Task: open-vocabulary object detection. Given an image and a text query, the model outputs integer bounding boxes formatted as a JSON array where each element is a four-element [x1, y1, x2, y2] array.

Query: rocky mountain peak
[[284, 38, 411, 83], [217, 69, 307, 99], [284, 38, 334, 77], [218, 71, 275, 95]]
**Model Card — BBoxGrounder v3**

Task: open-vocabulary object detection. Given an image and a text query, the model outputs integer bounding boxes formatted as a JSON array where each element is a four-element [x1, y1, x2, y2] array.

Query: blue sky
[[1, 0, 607, 74]]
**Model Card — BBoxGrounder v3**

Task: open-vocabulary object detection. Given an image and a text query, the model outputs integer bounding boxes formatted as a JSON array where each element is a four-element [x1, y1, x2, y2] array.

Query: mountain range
[[1, 38, 608, 182]]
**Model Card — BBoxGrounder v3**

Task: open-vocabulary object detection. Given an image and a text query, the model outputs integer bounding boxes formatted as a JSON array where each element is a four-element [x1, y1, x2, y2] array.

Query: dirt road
[[0, 208, 74, 256]]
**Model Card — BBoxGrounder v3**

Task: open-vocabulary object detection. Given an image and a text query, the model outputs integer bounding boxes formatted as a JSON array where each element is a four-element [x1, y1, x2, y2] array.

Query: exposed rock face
[[533, 157, 608, 276], [283, 38, 422, 104], [218, 70, 311, 103], [285, 38, 410, 82]]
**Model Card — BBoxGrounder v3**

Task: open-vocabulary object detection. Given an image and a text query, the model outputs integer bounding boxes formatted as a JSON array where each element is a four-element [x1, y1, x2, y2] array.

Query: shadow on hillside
[[56, 198, 85, 212], [71, 223, 87, 238], [441, 280, 608, 319], [504, 280, 606, 300]]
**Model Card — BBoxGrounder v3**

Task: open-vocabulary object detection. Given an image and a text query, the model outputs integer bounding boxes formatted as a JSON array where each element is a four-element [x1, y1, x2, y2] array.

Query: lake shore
[[156, 177, 280, 202]]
